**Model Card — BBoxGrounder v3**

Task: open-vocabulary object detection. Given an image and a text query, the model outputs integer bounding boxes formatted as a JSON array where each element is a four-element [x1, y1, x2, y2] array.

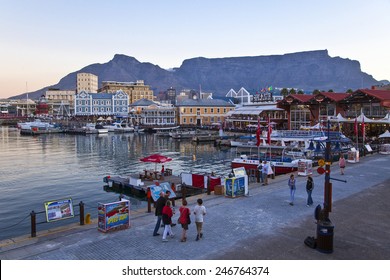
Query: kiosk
[[224, 167, 248, 198], [347, 148, 359, 163], [98, 199, 130, 233], [297, 159, 313, 176]]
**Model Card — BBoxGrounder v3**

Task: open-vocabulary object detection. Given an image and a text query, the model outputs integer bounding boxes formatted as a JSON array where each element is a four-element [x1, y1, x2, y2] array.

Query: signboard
[[149, 182, 177, 202], [98, 200, 130, 232], [233, 167, 247, 177], [44, 198, 74, 222], [225, 175, 248, 198]]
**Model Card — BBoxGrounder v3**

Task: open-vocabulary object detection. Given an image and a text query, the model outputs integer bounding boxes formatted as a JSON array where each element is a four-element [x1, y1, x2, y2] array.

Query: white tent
[[379, 130, 390, 138]]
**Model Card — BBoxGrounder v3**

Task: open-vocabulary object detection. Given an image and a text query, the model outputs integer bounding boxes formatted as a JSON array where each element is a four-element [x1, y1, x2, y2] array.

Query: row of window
[[77, 107, 127, 112], [182, 107, 229, 114], [76, 100, 127, 106]]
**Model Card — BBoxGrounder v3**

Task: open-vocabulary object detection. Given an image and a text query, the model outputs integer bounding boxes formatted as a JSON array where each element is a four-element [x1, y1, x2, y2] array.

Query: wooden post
[[30, 211, 36, 237], [79, 201, 85, 225]]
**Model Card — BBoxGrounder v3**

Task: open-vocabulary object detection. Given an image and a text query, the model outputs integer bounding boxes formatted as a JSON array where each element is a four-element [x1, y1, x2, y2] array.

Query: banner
[[44, 198, 74, 222], [98, 200, 130, 232]]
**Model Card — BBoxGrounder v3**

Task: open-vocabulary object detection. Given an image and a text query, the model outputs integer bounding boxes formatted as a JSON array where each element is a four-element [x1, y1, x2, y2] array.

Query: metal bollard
[[30, 210, 36, 237], [147, 188, 151, 213], [79, 201, 85, 225]]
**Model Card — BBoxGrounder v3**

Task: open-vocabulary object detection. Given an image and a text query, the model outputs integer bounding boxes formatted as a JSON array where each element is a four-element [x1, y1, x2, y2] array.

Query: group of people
[[153, 190, 207, 242], [257, 161, 270, 185]]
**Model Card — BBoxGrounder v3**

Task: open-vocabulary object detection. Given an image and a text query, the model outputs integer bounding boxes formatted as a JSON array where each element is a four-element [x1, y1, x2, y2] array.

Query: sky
[[0, 0, 389, 99]]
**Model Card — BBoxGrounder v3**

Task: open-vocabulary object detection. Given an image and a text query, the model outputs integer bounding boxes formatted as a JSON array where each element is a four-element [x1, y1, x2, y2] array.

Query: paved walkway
[[1, 153, 389, 260]]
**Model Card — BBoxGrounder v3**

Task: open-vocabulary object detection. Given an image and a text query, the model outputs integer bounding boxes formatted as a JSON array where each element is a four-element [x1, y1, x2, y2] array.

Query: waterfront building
[[130, 98, 177, 127], [45, 89, 76, 116], [176, 98, 235, 127], [277, 89, 390, 136], [99, 80, 154, 104], [77, 73, 98, 93], [74, 90, 129, 117]]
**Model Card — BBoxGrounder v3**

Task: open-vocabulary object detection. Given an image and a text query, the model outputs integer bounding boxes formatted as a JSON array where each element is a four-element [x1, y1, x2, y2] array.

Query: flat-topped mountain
[[12, 50, 383, 100]]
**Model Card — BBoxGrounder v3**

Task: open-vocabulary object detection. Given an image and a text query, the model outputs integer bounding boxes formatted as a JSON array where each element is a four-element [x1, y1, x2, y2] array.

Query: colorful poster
[[224, 176, 248, 197], [97, 200, 130, 232], [44, 198, 74, 222], [149, 182, 177, 201]]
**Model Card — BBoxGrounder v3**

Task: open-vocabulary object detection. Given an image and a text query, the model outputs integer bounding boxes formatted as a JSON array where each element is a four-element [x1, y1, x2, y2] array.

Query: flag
[[362, 116, 365, 142], [256, 118, 261, 147], [354, 117, 358, 138], [267, 116, 272, 145]]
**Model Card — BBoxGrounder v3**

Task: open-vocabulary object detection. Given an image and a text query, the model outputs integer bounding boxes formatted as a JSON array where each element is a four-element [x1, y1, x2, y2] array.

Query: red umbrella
[[140, 154, 172, 171]]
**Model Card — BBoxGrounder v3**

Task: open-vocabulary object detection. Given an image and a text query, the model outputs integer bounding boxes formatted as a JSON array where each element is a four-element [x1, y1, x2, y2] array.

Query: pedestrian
[[153, 190, 170, 236], [306, 175, 314, 207], [339, 154, 346, 175], [193, 198, 206, 241], [161, 165, 165, 174], [162, 200, 175, 242], [257, 162, 263, 183], [262, 161, 269, 185], [288, 174, 296, 206], [178, 199, 191, 242]]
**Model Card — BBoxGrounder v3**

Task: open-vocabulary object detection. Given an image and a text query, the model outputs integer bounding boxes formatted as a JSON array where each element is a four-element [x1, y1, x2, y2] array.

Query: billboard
[[98, 200, 130, 232], [44, 198, 74, 222]]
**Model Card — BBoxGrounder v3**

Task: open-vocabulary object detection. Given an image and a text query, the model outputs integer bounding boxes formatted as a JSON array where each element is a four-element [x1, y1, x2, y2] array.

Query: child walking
[[193, 198, 207, 241]]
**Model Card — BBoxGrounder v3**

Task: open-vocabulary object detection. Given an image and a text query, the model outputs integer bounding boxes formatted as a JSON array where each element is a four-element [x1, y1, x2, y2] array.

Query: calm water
[[0, 127, 234, 240]]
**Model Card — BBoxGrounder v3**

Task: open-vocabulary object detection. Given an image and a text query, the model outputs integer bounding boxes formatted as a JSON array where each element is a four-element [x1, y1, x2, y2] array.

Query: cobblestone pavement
[[1, 153, 389, 260]]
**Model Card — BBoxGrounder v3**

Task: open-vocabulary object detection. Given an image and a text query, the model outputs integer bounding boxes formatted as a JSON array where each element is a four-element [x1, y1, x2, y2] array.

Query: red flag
[[362, 116, 365, 141], [267, 116, 272, 145], [354, 117, 358, 138], [256, 118, 261, 146]]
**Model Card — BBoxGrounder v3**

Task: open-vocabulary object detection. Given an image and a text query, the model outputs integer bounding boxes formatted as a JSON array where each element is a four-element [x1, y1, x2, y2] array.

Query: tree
[[297, 90, 304, 94], [281, 88, 289, 98], [289, 88, 296, 95], [346, 89, 353, 93], [327, 89, 334, 92], [312, 89, 321, 95]]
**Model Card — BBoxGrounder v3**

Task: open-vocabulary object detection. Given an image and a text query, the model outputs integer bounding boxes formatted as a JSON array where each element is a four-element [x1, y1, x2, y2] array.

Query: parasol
[[140, 153, 172, 171]]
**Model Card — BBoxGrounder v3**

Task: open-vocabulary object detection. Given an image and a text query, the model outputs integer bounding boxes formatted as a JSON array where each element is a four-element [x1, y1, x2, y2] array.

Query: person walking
[[153, 190, 170, 236], [288, 174, 296, 206], [262, 161, 269, 185], [306, 175, 314, 207], [193, 198, 206, 241], [339, 154, 346, 175], [257, 162, 263, 183], [178, 199, 191, 242], [162, 200, 175, 242]]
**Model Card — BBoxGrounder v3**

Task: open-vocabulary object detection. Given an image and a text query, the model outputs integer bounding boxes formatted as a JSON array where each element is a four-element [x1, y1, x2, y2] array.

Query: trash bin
[[316, 220, 334, 253]]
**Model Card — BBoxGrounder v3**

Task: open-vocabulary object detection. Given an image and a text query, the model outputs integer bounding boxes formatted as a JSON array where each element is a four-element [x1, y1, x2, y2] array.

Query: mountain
[[11, 50, 384, 100]]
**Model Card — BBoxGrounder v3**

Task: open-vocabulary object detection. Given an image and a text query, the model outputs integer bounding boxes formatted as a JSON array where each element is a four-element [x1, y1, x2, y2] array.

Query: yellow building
[[77, 73, 98, 93], [176, 98, 235, 126], [99, 80, 154, 104]]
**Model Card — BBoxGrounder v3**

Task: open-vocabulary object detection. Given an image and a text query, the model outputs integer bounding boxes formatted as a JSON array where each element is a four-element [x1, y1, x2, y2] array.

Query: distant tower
[[166, 87, 176, 105]]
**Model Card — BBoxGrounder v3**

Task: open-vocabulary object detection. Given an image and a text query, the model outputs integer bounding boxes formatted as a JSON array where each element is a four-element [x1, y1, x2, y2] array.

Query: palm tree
[[312, 89, 321, 95]]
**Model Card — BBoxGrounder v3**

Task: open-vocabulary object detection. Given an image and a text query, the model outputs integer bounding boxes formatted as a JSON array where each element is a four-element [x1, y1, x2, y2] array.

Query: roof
[[319, 92, 350, 102], [357, 89, 390, 101], [131, 98, 157, 106], [226, 105, 283, 116], [176, 98, 235, 107]]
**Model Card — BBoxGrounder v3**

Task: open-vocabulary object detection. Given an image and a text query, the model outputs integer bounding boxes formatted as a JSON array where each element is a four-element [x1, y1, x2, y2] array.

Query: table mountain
[[11, 50, 382, 100]]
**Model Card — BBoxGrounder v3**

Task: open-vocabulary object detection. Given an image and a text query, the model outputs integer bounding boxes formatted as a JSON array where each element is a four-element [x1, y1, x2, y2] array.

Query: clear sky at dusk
[[0, 0, 389, 98]]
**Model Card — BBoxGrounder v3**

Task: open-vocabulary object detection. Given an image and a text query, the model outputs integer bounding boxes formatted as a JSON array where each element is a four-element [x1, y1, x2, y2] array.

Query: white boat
[[95, 124, 109, 134], [19, 119, 62, 135], [113, 122, 135, 133], [83, 123, 99, 134], [170, 129, 196, 139]]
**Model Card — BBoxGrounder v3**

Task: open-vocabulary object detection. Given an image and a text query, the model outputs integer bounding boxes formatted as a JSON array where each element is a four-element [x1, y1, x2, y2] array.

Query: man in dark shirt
[[153, 190, 171, 236]]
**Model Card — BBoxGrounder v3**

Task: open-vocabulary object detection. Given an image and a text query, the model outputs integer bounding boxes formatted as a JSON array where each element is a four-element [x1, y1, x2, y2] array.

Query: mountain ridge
[[10, 50, 385, 100]]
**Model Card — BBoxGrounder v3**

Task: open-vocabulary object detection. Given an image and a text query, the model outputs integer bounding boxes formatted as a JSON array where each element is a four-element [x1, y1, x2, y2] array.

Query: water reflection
[[0, 128, 233, 240]]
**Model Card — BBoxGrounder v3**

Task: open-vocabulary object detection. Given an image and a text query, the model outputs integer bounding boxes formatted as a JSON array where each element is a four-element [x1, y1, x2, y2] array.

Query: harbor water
[[0, 127, 235, 241]]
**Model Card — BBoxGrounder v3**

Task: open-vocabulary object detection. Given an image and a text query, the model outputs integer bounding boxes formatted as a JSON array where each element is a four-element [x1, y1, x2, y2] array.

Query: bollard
[[182, 184, 187, 199], [79, 201, 85, 225], [272, 165, 275, 179], [30, 211, 36, 237], [147, 187, 151, 213]]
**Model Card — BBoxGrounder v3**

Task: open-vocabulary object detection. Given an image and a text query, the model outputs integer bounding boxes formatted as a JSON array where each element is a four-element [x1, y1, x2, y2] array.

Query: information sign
[[44, 198, 74, 222]]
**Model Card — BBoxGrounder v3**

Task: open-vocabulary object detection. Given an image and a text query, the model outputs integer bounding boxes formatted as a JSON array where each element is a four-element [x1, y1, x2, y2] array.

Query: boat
[[230, 146, 307, 175], [170, 129, 197, 139], [95, 124, 109, 134], [19, 119, 62, 135], [113, 122, 135, 133], [82, 123, 99, 134], [155, 126, 180, 137]]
